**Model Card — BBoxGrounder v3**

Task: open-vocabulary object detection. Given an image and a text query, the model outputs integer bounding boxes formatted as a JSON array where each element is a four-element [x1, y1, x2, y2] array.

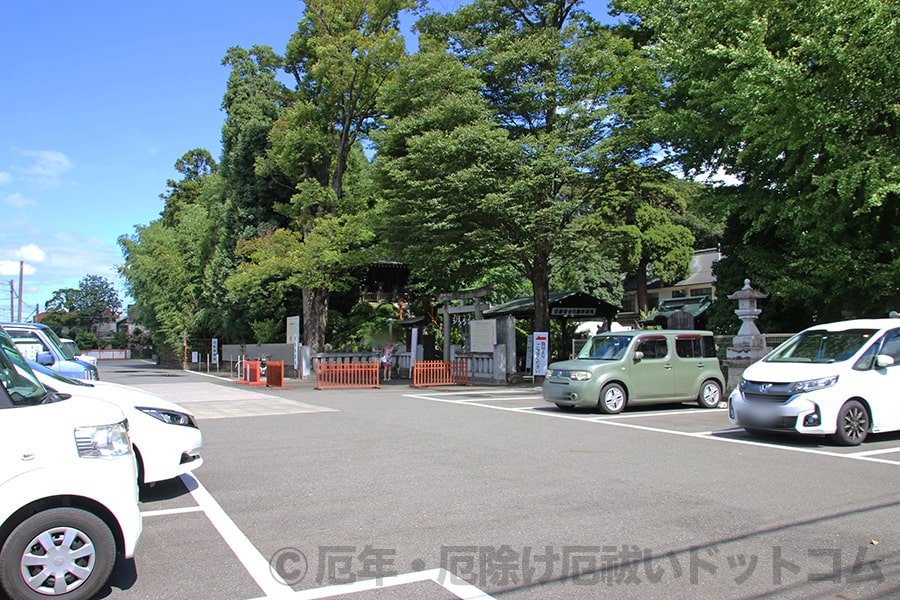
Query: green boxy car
[[542, 330, 725, 413]]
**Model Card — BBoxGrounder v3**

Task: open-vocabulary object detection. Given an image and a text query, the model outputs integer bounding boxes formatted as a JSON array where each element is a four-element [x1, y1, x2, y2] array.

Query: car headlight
[[569, 371, 592, 381], [74, 420, 131, 458], [137, 406, 197, 427], [790, 375, 839, 393]]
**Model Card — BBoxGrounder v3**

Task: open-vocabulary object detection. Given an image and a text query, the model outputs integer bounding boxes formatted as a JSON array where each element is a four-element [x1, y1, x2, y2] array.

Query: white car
[[729, 318, 900, 445], [61, 337, 99, 367], [29, 360, 203, 486], [0, 327, 142, 600]]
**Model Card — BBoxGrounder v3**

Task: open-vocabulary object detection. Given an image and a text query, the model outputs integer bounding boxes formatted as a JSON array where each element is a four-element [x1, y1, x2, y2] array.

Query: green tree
[[378, 1, 667, 332], [583, 166, 695, 312], [615, 0, 900, 325], [160, 149, 217, 227], [228, 0, 412, 352], [119, 181, 222, 350], [43, 275, 122, 329]]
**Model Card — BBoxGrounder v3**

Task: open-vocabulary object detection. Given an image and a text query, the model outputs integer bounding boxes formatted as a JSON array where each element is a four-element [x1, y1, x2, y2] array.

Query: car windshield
[[0, 332, 49, 406], [577, 334, 634, 360], [43, 327, 77, 360], [766, 329, 877, 363]]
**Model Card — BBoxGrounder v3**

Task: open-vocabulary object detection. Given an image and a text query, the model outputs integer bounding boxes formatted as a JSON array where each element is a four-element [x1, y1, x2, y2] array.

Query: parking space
[[407, 388, 900, 465], [25, 360, 898, 600]]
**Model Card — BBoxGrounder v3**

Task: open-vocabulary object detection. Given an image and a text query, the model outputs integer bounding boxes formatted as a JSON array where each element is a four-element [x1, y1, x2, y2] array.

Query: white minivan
[[0, 328, 142, 600], [729, 318, 900, 445]]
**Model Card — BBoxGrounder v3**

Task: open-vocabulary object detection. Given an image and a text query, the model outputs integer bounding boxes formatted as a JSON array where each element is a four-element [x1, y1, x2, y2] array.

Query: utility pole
[[17, 260, 24, 322]]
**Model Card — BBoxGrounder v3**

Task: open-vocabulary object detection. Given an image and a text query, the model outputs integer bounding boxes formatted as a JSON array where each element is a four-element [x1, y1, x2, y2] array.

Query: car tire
[[831, 400, 869, 446], [697, 380, 723, 408], [598, 383, 626, 414], [0, 507, 116, 600]]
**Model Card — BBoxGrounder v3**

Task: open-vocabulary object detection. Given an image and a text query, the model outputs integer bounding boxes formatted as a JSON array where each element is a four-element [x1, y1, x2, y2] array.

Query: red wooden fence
[[316, 361, 380, 390], [412, 360, 468, 387]]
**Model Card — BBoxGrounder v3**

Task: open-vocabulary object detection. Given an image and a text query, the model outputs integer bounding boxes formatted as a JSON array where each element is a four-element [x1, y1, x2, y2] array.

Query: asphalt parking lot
[[10, 359, 900, 600]]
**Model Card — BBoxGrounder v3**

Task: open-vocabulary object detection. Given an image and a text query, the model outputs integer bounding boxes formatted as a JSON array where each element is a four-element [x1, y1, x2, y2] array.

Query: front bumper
[[728, 388, 833, 435], [132, 419, 203, 484], [542, 378, 600, 407]]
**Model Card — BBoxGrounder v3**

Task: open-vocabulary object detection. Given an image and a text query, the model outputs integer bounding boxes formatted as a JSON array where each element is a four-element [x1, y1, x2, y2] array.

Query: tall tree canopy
[[226, 0, 412, 352], [377, 0, 675, 333], [614, 0, 900, 327], [119, 163, 224, 349], [44, 275, 123, 329]]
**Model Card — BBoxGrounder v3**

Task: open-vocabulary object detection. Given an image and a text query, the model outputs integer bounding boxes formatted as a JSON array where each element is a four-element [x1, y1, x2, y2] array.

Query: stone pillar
[[723, 279, 771, 391]]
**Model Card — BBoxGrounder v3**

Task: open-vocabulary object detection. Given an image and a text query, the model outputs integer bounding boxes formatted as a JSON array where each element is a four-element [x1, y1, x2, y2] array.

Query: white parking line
[[846, 446, 900, 457], [406, 393, 900, 467], [181, 473, 289, 597], [141, 506, 204, 517], [175, 472, 497, 600], [455, 396, 542, 402], [591, 408, 727, 419], [247, 568, 496, 600]]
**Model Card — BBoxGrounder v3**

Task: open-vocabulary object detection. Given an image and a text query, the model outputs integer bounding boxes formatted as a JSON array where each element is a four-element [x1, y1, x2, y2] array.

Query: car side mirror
[[36, 351, 54, 366], [633, 351, 644, 362], [875, 354, 895, 369]]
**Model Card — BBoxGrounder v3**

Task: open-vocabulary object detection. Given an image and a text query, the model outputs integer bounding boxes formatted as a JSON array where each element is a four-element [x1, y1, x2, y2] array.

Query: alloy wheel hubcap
[[843, 407, 866, 441]]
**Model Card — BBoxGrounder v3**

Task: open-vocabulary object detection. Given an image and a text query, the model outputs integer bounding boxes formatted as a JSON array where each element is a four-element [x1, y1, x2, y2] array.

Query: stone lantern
[[723, 279, 771, 390]]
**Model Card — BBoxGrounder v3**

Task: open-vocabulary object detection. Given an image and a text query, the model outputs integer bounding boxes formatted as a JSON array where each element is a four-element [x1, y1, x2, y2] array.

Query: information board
[[469, 319, 496, 353]]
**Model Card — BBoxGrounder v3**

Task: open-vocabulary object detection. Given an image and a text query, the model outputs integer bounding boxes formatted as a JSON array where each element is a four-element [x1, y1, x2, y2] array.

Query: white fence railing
[[83, 349, 131, 361]]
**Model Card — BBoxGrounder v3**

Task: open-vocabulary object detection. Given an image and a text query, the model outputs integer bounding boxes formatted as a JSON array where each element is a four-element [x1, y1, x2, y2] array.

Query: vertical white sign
[[286, 316, 301, 344], [211, 338, 219, 364], [410, 327, 419, 373], [532, 332, 549, 376], [525, 334, 534, 372]]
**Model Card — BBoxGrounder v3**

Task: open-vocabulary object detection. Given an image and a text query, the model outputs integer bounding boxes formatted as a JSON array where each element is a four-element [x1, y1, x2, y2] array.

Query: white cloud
[[1, 192, 35, 207], [15, 244, 45, 263], [20, 149, 72, 186], [0, 260, 36, 277], [0, 231, 126, 312], [0, 171, 11, 184]]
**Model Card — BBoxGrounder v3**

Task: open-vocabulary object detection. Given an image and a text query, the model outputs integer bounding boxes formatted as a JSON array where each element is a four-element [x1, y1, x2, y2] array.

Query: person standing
[[381, 342, 396, 380]]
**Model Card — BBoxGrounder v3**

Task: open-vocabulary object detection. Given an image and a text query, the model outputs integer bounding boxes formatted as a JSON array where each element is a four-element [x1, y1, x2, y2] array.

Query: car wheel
[[0, 508, 116, 600], [598, 383, 626, 414], [697, 380, 723, 408], [831, 400, 869, 446]]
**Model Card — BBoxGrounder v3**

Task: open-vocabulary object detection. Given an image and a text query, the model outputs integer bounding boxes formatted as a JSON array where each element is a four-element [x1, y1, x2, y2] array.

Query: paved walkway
[[100, 359, 536, 420]]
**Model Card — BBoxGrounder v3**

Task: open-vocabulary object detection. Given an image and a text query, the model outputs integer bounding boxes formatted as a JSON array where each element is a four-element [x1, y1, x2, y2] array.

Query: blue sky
[[0, 0, 613, 321]]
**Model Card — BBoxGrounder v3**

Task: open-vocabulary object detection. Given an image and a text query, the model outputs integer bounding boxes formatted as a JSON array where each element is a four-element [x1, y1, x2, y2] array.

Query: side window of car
[[675, 337, 700, 358], [638, 338, 668, 360], [879, 330, 900, 364], [701, 336, 718, 358], [855, 330, 900, 370]]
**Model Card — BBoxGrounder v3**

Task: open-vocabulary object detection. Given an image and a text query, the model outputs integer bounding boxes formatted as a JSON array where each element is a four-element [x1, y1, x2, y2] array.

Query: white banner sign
[[532, 332, 549, 376]]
